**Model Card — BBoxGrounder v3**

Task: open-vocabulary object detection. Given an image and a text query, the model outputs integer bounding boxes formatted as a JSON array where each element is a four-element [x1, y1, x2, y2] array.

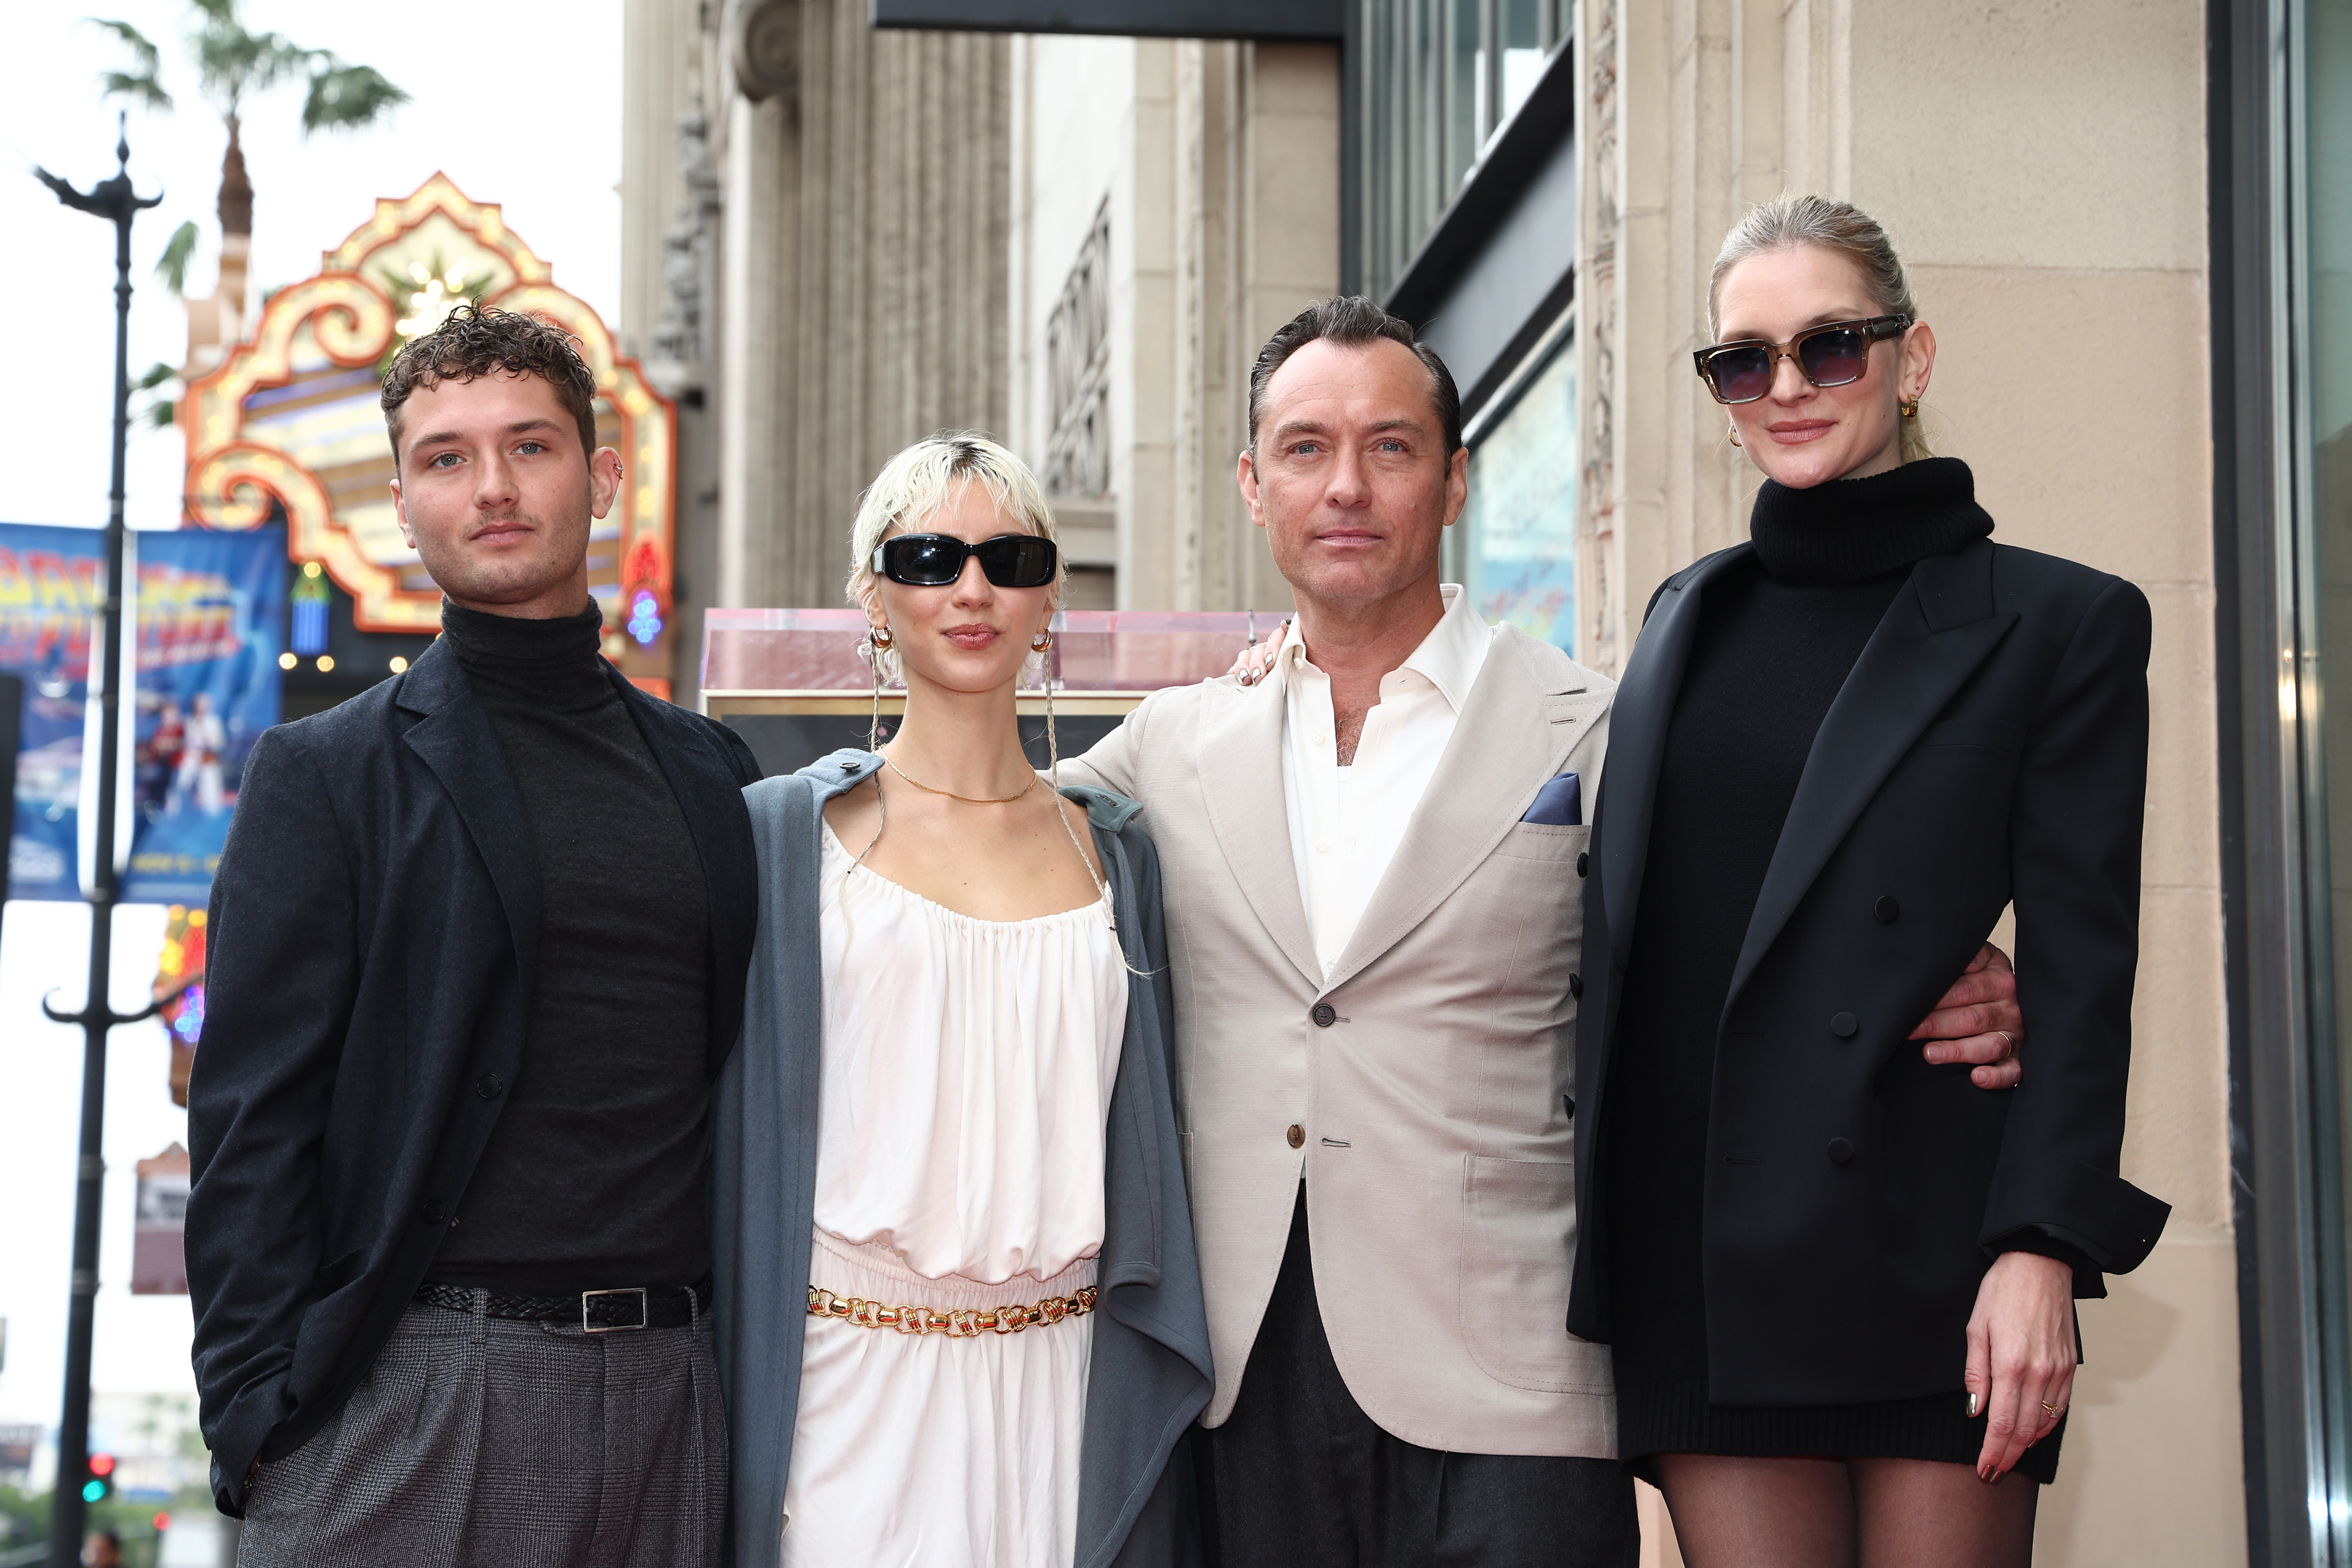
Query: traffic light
[[81, 1451, 115, 1503]]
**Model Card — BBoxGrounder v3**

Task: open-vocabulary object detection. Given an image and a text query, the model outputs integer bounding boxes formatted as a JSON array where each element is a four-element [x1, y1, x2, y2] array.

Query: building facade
[[622, 1, 2352, 1559]]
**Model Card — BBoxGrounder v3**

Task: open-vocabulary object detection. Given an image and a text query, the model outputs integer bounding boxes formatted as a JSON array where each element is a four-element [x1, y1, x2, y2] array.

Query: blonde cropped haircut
[[846, 434, 1063, 680], [1709, 194, 1932, 464]]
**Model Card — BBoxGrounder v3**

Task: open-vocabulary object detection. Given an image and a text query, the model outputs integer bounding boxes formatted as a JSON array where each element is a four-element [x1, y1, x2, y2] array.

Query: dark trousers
[[1196, 1191, 1638, 1567], [236, 1294, 726, 1568]]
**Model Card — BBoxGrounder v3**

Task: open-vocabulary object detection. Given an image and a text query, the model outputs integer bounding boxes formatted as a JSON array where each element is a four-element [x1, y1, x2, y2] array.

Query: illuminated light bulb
[[278, 651, 297, 670], [317, 655, 336, 672], [390, 655, 409, 673]]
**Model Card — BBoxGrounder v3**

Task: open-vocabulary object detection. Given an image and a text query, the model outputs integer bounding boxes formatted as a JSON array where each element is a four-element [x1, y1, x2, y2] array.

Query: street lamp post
[[33, 116, 165, 1568]]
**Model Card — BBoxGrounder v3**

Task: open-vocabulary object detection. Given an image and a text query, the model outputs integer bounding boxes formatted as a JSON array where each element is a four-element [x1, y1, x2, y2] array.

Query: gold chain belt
[[805, 1283, 1099, 1338]]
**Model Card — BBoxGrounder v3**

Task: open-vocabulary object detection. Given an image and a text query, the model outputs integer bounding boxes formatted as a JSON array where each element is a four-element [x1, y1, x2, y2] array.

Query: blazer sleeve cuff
[[1988, 1226, 2109, 1299], [1981, 1157, 2171, 1275]]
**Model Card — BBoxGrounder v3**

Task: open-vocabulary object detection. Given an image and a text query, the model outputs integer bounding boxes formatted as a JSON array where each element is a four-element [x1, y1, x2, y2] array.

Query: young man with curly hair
[[187, 307, 761, 1567]]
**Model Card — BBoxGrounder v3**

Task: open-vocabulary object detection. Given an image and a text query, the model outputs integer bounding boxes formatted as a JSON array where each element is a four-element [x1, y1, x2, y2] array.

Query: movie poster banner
[[0, 522, 285, 903]]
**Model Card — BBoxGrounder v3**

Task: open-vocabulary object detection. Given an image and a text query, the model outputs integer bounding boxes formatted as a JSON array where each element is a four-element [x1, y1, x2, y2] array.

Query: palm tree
[[93, 2, 407, 383]]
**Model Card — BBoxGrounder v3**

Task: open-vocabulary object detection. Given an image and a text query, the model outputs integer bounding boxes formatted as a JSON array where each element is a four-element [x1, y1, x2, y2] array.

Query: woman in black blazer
[[1567, 195, 2169, 1565]]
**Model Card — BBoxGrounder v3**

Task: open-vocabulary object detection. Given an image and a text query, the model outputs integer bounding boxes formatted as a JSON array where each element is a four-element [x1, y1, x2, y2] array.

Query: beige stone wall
[[1584, 1, 2239, 1562], [1008, 38, 1338, 612]]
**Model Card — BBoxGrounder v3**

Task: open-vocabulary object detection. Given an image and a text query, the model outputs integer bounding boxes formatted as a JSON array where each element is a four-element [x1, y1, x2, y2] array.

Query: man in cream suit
[[1060, 298, 2021, 1564]]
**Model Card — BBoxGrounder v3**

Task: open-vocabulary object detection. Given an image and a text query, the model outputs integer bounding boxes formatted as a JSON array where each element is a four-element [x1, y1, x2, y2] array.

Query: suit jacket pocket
[[1494, 821, 1589, 863], [1457, 1155, 1612, 1393]]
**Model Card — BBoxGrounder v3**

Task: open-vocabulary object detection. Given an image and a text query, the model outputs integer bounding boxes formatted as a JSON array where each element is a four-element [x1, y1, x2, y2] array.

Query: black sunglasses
[[872, 533, 1060, 589], [1693, 315, 1911, 405]]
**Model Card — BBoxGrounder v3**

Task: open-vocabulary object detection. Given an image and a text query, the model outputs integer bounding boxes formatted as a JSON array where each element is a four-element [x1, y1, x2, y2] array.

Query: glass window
[[1362, 0, 1572, 299], [2288, 0, 2352, 1549], [1459, 326, 1576, 650]]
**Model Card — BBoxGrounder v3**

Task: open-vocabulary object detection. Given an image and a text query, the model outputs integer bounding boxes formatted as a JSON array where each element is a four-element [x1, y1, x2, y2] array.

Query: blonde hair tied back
[[845, 433, 1065, 684], [1709, 194, 1933, 465]]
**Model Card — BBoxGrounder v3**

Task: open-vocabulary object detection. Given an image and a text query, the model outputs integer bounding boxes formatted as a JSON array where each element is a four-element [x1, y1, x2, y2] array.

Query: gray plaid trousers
[[237, 1294, 727, 1568]]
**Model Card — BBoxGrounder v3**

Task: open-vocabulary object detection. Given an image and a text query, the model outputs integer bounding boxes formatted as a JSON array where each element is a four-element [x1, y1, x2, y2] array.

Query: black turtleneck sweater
[[1602, 458, 1995, 1392], [428, 600, 716, 1296]]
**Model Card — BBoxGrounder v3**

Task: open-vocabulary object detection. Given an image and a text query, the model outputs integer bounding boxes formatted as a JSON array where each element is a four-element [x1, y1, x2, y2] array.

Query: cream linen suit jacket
[[1058, 621, 1618, 1458]]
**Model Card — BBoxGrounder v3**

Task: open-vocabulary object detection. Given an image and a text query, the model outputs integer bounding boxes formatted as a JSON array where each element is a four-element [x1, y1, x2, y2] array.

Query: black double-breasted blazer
[[1566, 536, 2171, 1406], [185, 636, 760, 1514]]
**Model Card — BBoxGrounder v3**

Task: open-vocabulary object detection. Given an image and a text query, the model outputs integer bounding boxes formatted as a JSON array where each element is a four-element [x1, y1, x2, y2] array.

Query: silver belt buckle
[[583, 1286, 648, 1333]]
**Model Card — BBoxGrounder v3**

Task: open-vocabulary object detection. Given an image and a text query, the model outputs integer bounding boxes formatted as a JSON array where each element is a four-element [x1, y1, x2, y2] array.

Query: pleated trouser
[[237, 1293, 726, 1568]]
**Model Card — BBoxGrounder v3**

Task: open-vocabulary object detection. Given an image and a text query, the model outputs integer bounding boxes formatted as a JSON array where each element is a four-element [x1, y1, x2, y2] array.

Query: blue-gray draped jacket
[[711, 751, 1213, 1567]]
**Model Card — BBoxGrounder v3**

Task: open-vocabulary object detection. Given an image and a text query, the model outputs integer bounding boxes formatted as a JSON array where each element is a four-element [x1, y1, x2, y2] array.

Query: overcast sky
[[0, 0, 623, 1433]]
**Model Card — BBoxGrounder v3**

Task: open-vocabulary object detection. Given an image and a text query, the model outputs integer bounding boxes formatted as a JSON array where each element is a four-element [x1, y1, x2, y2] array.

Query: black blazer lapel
[[615, 674, 761, 1076], [1599, 545, 1752, 971], [1722, 540, 2017, 1012], [396, 639, 543, 991]]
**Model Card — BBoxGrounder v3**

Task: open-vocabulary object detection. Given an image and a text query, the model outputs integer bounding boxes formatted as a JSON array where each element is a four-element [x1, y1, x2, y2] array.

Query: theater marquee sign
[[180, 174, 679, 690]]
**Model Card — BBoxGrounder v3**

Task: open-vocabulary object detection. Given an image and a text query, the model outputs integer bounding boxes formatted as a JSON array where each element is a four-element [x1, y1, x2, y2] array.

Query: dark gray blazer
[[713, 750, 1211, 1568], [187, 636, 762, 1515]]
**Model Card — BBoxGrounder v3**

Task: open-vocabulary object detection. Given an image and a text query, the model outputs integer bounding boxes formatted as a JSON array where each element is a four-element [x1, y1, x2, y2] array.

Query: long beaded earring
[[866, 623, 894, 752]]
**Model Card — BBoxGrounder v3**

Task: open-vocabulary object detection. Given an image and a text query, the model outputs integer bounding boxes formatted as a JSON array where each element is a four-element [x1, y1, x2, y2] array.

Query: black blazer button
[[1576, 851, 1589, 878], [475, 1073, 504, 1100], [1311, 1002, 1337, 1027], [1874, 896, 1899, 924], [420, 1200, 447, 1226], [1569, 972, 1584, 999], [1830, 1011, 1858, 1038], [1827, 1138, 1855, 1165]]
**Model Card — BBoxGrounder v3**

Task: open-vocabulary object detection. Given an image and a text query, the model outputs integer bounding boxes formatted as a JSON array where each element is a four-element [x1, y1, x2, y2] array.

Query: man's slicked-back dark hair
[[1246, 296, 1463, 456], [380, 305, 600, 468]]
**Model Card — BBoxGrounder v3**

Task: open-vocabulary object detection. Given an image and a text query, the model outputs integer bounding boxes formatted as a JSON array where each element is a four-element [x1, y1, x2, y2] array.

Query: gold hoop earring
[[870, 623, 894, 649], [1900, 397, 1920, 419], [1031, 631, 1053, 652], [1727, 426, 1742, 448]]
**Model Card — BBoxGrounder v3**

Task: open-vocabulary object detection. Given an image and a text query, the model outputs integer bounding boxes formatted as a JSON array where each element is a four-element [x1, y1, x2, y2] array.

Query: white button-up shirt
[[1280, 584, 1494, 977]]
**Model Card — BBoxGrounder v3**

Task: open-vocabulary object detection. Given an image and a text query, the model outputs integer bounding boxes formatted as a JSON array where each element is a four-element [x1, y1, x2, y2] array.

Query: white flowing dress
[[780, 822, 1129, 1567]]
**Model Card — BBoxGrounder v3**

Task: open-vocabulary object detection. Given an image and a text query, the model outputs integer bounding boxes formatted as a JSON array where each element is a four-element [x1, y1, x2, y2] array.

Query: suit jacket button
[[1830, 1011, 1858, 1038], [1311, 1002, 1337, 1027], [1286, 1125, 1305, 1149], [1874, 896, 1899, 923], [1577, 851, 1589, 878], [1569, 972, 1584, 999], [475, 1074, 504, 1100], [1827, 1138, 1855, 1165], [421, 1200, 447, 1226]]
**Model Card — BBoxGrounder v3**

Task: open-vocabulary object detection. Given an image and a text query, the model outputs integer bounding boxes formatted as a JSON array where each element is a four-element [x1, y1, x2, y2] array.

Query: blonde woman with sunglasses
[[706, 436, 1208, 1568], [1568, 197, 2168, 1566]]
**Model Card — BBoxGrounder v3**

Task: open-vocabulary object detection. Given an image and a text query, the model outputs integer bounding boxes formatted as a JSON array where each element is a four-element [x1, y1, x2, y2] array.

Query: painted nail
[[1966, 1391, 1981, 1419], [1979, 1464, 2000, 1484]]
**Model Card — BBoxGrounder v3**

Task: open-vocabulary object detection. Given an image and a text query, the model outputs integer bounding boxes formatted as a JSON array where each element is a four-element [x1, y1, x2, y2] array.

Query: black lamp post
[[32, 116, 165, 1568]]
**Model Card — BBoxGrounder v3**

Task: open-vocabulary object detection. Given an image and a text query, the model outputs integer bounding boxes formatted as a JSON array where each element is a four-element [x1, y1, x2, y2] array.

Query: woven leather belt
[[414, 1279, 704, 1332], [806, 1283, 1098, 1338]]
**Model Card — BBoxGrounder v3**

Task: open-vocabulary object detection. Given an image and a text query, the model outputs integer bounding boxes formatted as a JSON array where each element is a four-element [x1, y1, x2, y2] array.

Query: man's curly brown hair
[[380, 305, 600, 470]]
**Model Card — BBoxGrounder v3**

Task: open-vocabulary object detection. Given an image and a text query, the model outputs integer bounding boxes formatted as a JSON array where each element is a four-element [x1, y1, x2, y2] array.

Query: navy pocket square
[[1522, 772, 1582, 827]]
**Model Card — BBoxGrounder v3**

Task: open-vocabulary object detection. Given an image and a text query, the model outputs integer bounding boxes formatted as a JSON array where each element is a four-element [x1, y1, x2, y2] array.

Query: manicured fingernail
[[1979, 1464, 1999, 1484], [1967, 1392, 1981, 1419]]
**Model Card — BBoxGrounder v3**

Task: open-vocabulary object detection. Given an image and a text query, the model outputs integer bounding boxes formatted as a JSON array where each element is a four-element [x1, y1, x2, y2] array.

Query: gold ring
[[2040, 1399, 2063, 1414], [1995, 1030, 2017, 1062]]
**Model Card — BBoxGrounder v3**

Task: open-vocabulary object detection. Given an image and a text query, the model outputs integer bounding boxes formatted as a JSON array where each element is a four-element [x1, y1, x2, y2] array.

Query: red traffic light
[[87, 1452, 116, 1477]]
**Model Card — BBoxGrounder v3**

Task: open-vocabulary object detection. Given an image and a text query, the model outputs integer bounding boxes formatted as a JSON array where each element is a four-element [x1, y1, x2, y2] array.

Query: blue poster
[[0, 522, 284, 903]]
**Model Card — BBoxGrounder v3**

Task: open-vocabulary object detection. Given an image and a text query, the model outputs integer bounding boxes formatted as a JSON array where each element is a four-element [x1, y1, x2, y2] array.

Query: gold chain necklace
[[882, 756, 1035, 805]]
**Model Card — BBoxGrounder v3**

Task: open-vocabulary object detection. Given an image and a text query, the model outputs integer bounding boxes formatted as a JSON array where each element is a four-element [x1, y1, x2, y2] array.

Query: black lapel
[[1721, 538, 2016, 1011], [613, 671, 760, 1075], [396, 638, 542, 989], [1598, 545, 1752, 970]]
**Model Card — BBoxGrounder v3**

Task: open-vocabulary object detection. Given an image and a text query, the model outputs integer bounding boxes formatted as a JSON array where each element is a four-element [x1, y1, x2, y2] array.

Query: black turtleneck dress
[[427, 601, 718, 1297], [1600, 459, 2070, 1479]]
